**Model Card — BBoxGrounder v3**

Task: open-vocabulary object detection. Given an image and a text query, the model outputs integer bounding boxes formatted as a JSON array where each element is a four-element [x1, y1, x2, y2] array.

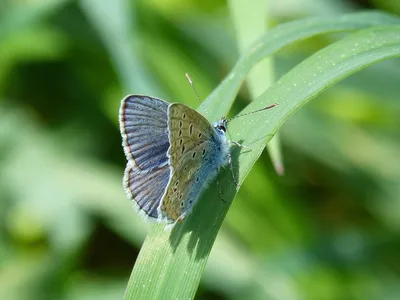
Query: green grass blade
[[124, 21, 400, 300], [231, 25, 400, 182], [228, 0, 285, 175], [201, 11, 400, 120]]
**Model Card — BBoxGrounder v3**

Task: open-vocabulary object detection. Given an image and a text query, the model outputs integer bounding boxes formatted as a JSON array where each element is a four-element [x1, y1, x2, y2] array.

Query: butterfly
[[119, 91, 276, 226]]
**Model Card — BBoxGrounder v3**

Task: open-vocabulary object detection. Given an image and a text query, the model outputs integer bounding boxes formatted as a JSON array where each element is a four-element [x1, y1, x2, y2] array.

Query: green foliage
[[124, 12, 400, 299], [1, 1, 400, 300]]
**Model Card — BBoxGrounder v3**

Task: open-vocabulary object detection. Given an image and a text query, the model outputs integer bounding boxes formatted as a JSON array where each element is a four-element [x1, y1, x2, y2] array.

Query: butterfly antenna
[[228, 103, 278, 122], [185, 73, 211, 119]]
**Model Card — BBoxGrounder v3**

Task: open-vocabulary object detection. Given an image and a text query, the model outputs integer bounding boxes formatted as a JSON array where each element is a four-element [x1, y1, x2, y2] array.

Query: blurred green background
[[1, 0, 400, 299]]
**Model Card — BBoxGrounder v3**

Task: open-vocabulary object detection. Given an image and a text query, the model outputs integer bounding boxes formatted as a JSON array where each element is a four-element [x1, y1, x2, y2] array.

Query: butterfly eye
[[198, 133, 202, 138], [180, 202, 184, 207], [196, 177, 199, 182], [217, 125, 226, 133]]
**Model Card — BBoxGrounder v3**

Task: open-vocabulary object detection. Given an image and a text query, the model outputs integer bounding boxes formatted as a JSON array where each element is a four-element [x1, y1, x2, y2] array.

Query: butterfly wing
[[159, 103, 219, 222], [124, 163, 170, 219], [119, 95, 170, 171], [119, 95, 171, 219]]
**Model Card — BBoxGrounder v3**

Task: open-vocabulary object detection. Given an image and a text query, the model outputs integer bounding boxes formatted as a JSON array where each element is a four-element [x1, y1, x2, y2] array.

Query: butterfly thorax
[[211, 118, 230, 169], [212, 117, 229, 162]]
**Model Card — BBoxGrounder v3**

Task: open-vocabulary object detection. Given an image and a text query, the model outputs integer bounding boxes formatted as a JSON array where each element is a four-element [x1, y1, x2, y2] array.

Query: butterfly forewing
[[159, 104, 218, 222], [120, 95, 170, 171]]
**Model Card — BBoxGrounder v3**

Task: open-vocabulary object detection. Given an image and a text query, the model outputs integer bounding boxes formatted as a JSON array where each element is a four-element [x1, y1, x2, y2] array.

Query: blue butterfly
[[119, 92, 276, 225]]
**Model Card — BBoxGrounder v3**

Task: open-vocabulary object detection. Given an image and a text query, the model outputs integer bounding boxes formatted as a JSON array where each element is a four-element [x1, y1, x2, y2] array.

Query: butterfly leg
[[231, 140, 250, 149], [177, 211, 187, 223], [164, 212, 187, 231], [228, 152, 240, 187]]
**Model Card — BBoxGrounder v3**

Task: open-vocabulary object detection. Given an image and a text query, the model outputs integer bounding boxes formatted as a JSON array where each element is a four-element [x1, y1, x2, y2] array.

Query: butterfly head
[[213, 118, 228, 135]]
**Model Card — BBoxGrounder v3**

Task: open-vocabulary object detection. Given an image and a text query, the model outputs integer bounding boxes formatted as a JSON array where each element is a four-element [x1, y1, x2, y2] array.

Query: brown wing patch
[[160, 104, 214, 222]]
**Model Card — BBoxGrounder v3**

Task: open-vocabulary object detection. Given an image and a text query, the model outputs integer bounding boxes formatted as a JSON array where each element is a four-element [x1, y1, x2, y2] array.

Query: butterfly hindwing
[[159, 104, 219, 222], [120, 95, 170, 171], [124, 163, 170, 219]]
